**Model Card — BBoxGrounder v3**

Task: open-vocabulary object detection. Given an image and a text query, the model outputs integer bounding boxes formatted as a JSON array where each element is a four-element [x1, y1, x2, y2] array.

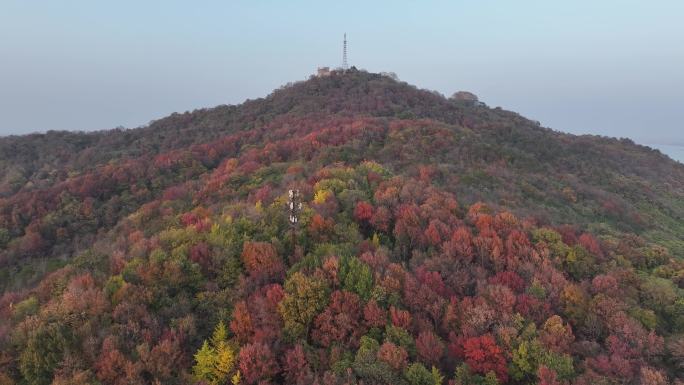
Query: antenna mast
[[342, 33, 348, 70], [287, 189, 302, 265]]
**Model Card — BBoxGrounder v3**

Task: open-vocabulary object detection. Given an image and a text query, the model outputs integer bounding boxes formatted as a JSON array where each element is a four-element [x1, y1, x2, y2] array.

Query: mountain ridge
[[2, 70, 681, 195]]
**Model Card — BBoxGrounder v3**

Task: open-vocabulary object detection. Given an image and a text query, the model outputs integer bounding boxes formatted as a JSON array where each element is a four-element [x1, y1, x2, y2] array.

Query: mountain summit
[[1, 70, 683, 385]]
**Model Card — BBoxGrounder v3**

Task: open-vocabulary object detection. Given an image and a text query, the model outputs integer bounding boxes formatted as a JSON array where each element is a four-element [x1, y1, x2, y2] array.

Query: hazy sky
[[1, 1, 683, 146]]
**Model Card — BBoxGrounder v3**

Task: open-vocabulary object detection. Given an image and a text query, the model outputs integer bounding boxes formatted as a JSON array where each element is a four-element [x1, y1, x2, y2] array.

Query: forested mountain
[[1, 69, 683, 385]]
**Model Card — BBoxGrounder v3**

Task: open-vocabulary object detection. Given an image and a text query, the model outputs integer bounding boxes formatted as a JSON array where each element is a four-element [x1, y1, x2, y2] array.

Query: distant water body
[[647, 144, 684, 163]]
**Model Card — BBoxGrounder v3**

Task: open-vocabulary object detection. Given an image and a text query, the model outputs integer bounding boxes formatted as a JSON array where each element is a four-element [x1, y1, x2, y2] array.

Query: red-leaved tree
[[416, 330, 444, 366], [238, 342, 278, 385], [241, 241, 284, 282], [377, 341, 408, 370], [461, 334, 508, 383], [312, 290, 364, 348]]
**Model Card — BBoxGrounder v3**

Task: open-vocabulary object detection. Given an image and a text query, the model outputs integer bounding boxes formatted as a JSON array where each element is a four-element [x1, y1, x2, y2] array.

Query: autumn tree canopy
[[1, 70, 683, 385]]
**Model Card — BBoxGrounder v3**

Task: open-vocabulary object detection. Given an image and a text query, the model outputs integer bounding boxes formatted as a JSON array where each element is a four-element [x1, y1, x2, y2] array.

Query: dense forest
[[1, 69, 683, 385]]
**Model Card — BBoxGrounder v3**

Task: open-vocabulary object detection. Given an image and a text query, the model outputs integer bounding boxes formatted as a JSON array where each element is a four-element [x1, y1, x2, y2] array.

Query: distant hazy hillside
[[1, 69, 683, 385]]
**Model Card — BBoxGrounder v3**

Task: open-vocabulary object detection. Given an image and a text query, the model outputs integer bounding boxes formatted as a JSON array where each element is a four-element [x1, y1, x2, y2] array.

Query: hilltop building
[[317, 67, 331, 77]]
